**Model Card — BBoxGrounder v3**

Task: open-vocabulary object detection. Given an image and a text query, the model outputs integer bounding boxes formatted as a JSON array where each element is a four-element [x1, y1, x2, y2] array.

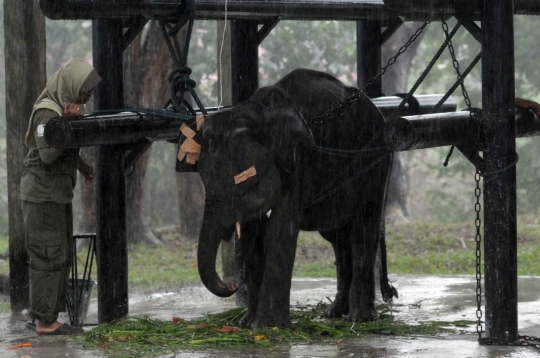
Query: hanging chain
[[310, 17, 432, 125], [473, 171, 483, 340], [440, 16, 478, 167], [441, 18, 474, 112]]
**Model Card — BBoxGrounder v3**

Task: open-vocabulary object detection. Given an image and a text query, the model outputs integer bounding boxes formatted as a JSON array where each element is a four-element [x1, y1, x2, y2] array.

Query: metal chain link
[[441, 18, 474, 113], [440, 16, 479, 167], [310, 17, 432, 125], [474, 171, 483, 339]]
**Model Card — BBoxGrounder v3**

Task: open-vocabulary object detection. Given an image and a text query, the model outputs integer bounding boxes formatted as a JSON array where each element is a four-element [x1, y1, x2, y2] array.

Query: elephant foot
[[324, 295, 349, 318], [346, 303, 379, 322], [239, 309, 256, 327], [250, 312, 293, 329]]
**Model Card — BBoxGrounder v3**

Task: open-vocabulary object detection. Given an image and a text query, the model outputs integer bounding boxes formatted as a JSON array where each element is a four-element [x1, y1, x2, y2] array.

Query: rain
[[1, 0, 540, 356]]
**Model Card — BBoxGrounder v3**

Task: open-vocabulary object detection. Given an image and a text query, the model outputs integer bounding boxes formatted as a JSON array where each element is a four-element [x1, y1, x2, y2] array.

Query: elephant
[[181, 68, 397, 328]]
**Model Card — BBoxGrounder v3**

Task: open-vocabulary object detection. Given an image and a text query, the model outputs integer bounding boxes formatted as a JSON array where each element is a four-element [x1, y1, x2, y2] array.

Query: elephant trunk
[[197, 207, 238, 298]]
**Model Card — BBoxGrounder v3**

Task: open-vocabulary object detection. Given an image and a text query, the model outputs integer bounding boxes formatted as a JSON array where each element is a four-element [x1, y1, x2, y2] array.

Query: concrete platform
[[1, 275, 540, 357]]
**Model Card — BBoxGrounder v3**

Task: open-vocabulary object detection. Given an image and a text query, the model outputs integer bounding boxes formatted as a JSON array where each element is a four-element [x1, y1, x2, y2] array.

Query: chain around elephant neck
[[309, 17, 431, 125]]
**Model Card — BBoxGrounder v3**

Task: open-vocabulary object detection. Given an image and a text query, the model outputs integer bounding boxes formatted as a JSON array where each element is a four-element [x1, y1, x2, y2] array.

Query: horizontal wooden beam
[[44, 94, 456, 148], [385, 107, 540, 152], [383, 0, 540, 17], [41, 0, 540, 21], [39, 0, 397, 21]]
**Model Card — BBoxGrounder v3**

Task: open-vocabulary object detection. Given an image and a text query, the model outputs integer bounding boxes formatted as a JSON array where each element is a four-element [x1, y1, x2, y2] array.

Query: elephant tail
[[380, 227, 398, 303]]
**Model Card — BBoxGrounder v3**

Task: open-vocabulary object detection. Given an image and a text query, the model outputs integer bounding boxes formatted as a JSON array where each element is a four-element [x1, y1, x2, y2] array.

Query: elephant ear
[[262, 103, 315, 173], [252, 86, 290, 107]]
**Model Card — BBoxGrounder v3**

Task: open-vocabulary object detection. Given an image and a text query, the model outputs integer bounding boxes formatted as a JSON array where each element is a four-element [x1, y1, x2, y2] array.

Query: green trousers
[[21, 200, 73, 324]]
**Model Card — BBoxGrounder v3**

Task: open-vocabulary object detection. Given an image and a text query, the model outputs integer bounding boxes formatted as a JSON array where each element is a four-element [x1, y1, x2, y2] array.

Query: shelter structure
[[4, 0, 532, 344]]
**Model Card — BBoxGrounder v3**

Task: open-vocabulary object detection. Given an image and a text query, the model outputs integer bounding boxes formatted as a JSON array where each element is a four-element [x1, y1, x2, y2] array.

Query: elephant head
[[194, 89, 314, 297]]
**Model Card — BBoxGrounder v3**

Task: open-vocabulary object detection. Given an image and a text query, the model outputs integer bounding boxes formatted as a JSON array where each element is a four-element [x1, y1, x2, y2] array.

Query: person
[[20, 58, 101, 335]]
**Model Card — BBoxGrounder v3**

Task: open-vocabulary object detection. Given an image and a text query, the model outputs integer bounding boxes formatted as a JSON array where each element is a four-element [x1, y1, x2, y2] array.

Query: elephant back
[[257, 69, 385, 151], [254, 69, 389, 220]]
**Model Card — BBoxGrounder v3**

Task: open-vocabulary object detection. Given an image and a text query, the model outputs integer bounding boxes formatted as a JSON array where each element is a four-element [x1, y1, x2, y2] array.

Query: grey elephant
[[179, 69, 397, 328]]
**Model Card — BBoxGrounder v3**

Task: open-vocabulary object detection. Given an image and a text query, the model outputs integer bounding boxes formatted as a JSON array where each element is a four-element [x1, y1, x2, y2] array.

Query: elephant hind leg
[[347, 160, 392, 322], [320, 224, 353, 318]]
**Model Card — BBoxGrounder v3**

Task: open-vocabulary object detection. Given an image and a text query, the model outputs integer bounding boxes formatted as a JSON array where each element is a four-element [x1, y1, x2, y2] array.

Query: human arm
[[77, 157, 95, 185], [36, 103, 83, 164]]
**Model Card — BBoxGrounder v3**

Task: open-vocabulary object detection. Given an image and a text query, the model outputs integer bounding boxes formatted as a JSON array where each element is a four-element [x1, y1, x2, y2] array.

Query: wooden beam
[[454, 14, 481, 43], [93, 19, 129, 324]]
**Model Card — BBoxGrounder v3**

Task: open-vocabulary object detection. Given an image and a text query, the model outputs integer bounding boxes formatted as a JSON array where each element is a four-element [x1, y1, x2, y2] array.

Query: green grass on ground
[[1, 216, 540, 306]]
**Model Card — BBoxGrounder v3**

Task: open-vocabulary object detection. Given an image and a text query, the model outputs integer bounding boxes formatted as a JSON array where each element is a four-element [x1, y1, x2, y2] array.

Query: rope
[[159, 0, 207, 117], [306, 150, 392, 207], [481, 153, 519, 177]]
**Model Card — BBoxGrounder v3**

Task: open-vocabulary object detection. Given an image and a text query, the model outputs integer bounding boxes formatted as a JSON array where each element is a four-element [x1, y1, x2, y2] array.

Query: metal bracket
[[121, 16, 150, 52], [124, 139, 153, 170], [257, 17, 280, 45], [381, 17, 404, 45], [454, 14, 481, 43], [457, 145, 484, 172]]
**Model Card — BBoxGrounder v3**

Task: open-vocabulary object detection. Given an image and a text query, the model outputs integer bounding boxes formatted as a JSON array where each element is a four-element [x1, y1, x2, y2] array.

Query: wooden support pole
[[482, 0, 518, 342], [231, 20, 259, 105], [357, 20, 382, 96], [93, 19, 129, 323], [230, 19, 260, 306], [4, 0, 46, 312]]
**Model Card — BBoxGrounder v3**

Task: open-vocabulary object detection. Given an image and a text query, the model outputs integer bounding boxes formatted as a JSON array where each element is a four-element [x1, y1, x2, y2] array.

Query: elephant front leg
[[251, 193, 300, 329], [238, 219, 266, 327]]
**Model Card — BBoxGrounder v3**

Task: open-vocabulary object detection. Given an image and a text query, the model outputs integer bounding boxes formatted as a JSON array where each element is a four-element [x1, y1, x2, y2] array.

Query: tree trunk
[[4, 0, 46, 311], [381, 23, 425, 223], [176, 173, 205, 239], [122, 20, 174, 244]]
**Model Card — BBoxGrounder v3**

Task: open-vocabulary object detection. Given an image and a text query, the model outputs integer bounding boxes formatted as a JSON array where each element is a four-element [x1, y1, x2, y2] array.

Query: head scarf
[[25, 58, 102, 147]]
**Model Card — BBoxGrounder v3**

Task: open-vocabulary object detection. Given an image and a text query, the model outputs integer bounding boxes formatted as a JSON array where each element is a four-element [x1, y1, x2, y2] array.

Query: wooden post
[[216, 21, 237, 283], [231, 20, 259, 104], [482, 0, 518, 342], [4, 0, 46, 312], [216, 19, 259, 305], [93, 19, 129, 323], [357, 20, 381, 96]]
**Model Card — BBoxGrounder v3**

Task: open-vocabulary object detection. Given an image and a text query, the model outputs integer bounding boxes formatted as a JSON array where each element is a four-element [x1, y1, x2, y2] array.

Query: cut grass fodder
[[84, 302, 473, 356]]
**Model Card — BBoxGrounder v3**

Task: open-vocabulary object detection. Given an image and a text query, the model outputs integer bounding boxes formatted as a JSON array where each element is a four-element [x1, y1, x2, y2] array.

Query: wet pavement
[[1, 275, 540, 357]]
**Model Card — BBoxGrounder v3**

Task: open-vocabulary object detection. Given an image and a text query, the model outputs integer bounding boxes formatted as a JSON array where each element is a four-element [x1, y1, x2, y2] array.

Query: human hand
[[63, 102, 82, 117], [77, 159, 95, 185]]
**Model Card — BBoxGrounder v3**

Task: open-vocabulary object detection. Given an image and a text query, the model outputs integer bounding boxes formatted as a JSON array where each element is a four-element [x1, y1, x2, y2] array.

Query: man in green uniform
[[20, 58, 101, 335]]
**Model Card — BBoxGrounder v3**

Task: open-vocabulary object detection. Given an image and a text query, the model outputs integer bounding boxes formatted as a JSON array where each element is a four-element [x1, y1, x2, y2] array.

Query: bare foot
[[36, 321, 62, 334]]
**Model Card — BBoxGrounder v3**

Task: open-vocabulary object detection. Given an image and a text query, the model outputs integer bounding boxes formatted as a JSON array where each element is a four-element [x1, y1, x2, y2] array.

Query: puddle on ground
[[1, 275, 540, 357]]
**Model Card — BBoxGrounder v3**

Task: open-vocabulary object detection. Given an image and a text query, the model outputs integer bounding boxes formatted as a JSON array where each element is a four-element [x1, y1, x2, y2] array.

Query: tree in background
[[123, 20, 172, 244], [4, 15, 540, 241], [381, 23, 426, 223]]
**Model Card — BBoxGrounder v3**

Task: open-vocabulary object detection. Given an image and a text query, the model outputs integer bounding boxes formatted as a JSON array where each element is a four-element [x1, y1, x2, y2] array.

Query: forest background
[[2, 6, 540, 239]]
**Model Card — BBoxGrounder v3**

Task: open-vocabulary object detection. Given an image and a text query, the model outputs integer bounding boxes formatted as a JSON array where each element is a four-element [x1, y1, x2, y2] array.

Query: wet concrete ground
[[1, 275, 540, 357]]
